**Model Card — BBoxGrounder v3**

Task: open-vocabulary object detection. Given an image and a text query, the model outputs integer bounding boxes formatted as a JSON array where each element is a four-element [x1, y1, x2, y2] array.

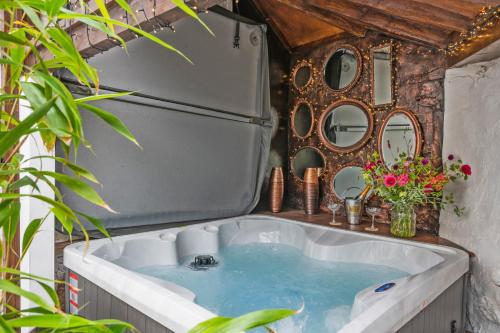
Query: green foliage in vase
[[0, 1, 295, 332], [362, 152, 472, 213]]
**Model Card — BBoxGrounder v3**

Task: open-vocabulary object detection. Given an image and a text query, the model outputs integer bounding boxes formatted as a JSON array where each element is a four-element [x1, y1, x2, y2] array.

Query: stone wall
[[441, 57, 500, 333], [285, 32, 446, 234]]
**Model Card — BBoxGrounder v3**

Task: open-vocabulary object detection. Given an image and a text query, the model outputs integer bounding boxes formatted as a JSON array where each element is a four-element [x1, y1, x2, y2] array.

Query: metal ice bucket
[[344, 197, 364, 225]]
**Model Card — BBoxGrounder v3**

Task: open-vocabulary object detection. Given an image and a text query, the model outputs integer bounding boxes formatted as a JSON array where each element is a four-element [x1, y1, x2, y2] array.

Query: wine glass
[[365, 207, 382, 232], [328, 203, 342, 226]]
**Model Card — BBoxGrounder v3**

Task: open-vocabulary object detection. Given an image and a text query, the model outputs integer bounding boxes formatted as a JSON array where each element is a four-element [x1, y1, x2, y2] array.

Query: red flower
[[364, 162, 376, 171], [430, 173, 446, 185], [461, 164, 472, 176], [384, 174, 397, 188], [424, 184, 433, 193], [448, 154, 454, 161]]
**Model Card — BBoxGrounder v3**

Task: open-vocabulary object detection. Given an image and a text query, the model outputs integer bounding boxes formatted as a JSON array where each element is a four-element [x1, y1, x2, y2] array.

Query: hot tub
[[64, 215, 469, 333]]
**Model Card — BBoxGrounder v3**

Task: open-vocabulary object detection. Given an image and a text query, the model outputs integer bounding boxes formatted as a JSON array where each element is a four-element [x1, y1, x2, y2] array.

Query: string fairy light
[[446, 6, 500, 56]]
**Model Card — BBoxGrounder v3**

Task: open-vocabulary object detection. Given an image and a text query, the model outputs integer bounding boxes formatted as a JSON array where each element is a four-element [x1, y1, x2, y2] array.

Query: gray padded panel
[[58, 10, 271, 229], [87, 10, 269, 119]]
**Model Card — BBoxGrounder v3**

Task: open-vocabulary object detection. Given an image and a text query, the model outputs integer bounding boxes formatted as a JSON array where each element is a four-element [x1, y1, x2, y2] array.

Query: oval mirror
[[378, 109, 422, 166], [318, 99, 373, 153], [292, 101, 314, 138], [291, 147, 325, 180], [324, 46, 361, 91], [292, 61, 313, 92], [333, 166, 366, 199]]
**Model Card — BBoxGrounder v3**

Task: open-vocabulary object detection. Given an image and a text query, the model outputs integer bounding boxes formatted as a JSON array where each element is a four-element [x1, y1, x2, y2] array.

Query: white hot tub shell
[[64, 215, 469, 333]]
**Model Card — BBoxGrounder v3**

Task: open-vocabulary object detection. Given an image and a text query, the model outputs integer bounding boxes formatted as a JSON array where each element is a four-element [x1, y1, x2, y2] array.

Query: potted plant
[[362, 152, 471, 237]]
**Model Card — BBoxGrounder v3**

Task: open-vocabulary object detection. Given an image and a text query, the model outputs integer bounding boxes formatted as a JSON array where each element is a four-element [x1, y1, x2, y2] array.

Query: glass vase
[[390, 206, 416, 238]]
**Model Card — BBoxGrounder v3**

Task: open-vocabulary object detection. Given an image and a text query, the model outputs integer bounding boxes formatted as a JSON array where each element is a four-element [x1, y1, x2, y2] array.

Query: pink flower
[[461, 164, 472, 176], [398, 174, 409, 186], [384, 174, 397, 188], [422, 158, 429, 165]]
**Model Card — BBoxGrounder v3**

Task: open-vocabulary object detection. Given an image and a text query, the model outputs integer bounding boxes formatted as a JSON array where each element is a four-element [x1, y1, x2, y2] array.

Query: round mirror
[[324, 45, 361, 91], [291, 147, 325, 180], [333, 166, 366, 199], [292, 101, 314, 138], [378, 109, 422, 166], [292, 60, 313, 92], [318, 99, 373, 153]]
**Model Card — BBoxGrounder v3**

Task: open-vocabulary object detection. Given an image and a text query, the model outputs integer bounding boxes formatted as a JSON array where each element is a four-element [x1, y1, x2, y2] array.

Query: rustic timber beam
[[411, 0, 493, 18], [251, 0, 292, 52], [272, 0, 366, 38], [276, 0, 450, 48], [343, 0, 471, 33], [41, 0, 224, 59]]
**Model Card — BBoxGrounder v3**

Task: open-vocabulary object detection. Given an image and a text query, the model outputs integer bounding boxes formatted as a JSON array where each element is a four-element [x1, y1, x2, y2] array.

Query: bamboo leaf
[[188, 308, 300, 333], [76, 211, 110, 238], [24, 155, 99, 184], [171, 0, 214, 36], [0, 316, 16, 333], [75, 91, 133, 103], [79, 102, 139, 147], [0, 280, 55, 312], [9, 175, 41, 192], [0, 97, 56, 157], [27, 170, 115, 212], [46, 0, 67, 18], [22, 218, 43, 255]]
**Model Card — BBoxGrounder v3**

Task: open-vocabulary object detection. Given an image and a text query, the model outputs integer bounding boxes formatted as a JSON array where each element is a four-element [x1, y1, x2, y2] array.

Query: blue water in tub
[[135, 243, 408, 333]]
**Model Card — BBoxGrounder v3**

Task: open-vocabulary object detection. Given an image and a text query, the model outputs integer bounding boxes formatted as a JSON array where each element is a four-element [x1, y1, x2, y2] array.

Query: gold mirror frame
[[317, 99, 374, 154], [322, 44, 362, 93], [291, 99, 315, 139], [376, 108, 423, 165], [291, 59, 315, 94], [370, 42, 394, 108], [290, 146, 327, 182], [330, 162, 367, 201]]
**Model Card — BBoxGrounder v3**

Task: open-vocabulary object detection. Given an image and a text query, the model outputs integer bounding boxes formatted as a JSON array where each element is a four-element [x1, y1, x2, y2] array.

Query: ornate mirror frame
[[317, 98, 374, 154], [291, 59, 315, 94], [290, 146, 327, 182], [370, 42, 394, 108], [329, 161, 366, 202], [322, 44, 362, 93], [376, 108, 423, 165], [291, 99, 315, 139]]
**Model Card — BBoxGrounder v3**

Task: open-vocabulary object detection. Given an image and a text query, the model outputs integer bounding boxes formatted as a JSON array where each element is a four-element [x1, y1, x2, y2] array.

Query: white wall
[[441, 57, 500, 333], [19, 97, 55, 314]]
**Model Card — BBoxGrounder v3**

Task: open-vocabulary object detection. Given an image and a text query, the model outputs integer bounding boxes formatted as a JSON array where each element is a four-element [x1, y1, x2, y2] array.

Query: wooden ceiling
[[251, 0, 499, 51]]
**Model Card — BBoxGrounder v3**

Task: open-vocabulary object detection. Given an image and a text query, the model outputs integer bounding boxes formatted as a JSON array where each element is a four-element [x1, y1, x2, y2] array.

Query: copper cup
[[269, 167, 284, 213], [303, 168, 320, 215]]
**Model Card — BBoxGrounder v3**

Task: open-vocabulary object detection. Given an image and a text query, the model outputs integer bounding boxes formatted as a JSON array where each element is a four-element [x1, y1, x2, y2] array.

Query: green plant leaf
[[171, 0, 214, 36], [46, 0, 67, 18], [22, 218, 43, 255], [75, 91, 133, 103], [76, 211, 110, 238], [9, 175, 41, 192], [188, 308, 300, 333], [0, 316, 16, 333], [0, 30, 26, 45], [79, 102, 139, 147], [0, 97, 56, 157], [27, 170, 115, 212], [24, 155, 99, 184], [0, 280, 55, 312]]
